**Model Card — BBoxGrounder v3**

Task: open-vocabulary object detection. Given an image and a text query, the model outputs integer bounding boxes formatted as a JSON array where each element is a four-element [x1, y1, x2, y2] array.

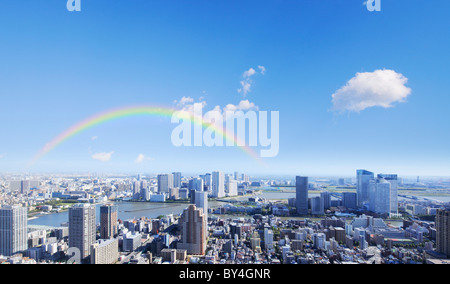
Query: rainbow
[[28, 105, 263, 166]]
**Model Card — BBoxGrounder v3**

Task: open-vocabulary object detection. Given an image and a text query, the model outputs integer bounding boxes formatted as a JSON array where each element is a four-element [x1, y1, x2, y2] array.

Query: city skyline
[[0, 1, 450, 176]]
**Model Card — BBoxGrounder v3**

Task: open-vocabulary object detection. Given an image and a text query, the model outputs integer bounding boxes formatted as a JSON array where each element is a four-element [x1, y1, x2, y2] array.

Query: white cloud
[[91, 136, 98, 141], [243, 68, 257, 78], [175, 96, 194, 106], [0, 153, 6, 159], [135, 154, 146, 164], [238, 66, 266, 96], [174, 97, 259, 121], [331, 69, 412, 113], [258, 65, 266, 75], [223, 100, 259, 113], [91, 151, 114, 162]]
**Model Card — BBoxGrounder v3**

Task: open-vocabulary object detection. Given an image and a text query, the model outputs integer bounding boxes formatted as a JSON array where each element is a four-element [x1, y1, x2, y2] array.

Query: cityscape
[[1, 170, 450, 264], [1, 0, 450, 270]]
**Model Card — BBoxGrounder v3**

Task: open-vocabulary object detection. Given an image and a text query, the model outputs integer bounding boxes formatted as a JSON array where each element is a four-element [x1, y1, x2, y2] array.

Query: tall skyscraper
[[377, 174, 398, 215], [69, 203, 96, 263], [100, 204, 118, 239], [0, 205, 28, 256], [20, 180, 30, 194], [188, 178, 204, 192], [296, 176, 308, 215], [172, 172, 182, 188], [356, 169, 374, 208], [194, 191, 208, 222], [311, 196, 324, 215], [436, 209, 450, 257], [342, 192, 357, 209], [368, 178, 391, 215], [203, 173, 212, 192], [158, 174, 174, 193], [226, 180, 238, 196], [177, 205, 207, 255], [320, 191, 331, 210], [212, 171, 225, 198]]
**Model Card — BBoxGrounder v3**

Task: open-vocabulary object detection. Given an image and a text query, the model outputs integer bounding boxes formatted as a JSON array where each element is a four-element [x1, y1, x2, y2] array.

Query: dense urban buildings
[[0, 171, 449, 265]]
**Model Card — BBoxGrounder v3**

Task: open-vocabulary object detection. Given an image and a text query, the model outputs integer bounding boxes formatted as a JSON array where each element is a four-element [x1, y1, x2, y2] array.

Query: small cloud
[[91, 136, 98, 141], [331, 69, 412, 113], [0, 153, 6, 159], [243, 68, 257, 78], [258, 65, 266, 75], [91, 151, 114, 162], [223, 100, 259, 113], [238, 66, 266, 97], [135, 154, 146, 164]]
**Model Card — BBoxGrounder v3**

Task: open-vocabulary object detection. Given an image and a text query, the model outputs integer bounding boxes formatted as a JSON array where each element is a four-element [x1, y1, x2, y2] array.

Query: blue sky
[[0, 0, 450, 177]]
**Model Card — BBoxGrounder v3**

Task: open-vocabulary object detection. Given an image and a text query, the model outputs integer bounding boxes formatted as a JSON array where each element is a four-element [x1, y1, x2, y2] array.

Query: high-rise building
[[158, 174, 174, 193], [356, 169, 374, 208], [368, 178, 391, 215], [296, 176, 308, 215], [21, 180, 30, 194], [320, 191, 331, 210], [69, 203, 96, 263], [226, 180, 238, 196], [311, 196, 324, 215], [377, 174, 398, 215], [172, 172, 182, 188], [188, 178, 204, 192], [203, 173, 212, 192], [0, 205, 28, 256], [342, 192, 357, 209], [194, 191, 208, 221], [212, 171, 225, 198], [436, 209, 450, 257], [90, 238, 119, 264], [264, 228, 274, 250], [177, 205, 207, 255], [100, 204, 118, 239]]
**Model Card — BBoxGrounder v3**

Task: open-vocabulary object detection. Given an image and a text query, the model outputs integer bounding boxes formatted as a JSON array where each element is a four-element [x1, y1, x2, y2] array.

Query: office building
[[377, 174, 398, 215], [100, 204, 118, 239], [356, 169, 374, 208], [188, 178, 204, 192], [226, 180, 238, 196], [69, 203, 96, 263], [123, 232, 141, 252], [311, 196, 324, 215], [0, 205, 28, 256], [368, 178, 391, 215], [212, 171, 225, 198], [342, 192, 357, 209], [158, 174, 174, 193], [172, 172, 182, 188], [436, 209, 450, 257], [296, 176, 308, 215], [90, 238, 119, 264], [194, 191, 208, 221], [320, 191, 331, 210], [177, 205, 207, 255]]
